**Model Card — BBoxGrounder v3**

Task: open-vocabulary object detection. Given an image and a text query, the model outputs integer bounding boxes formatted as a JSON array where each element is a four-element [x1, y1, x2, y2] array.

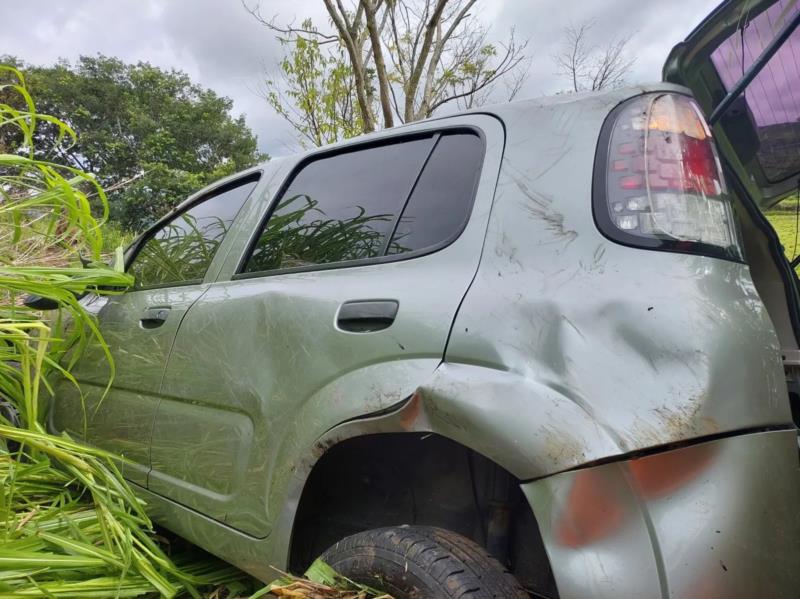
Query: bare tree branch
[[430, 32, 529, 113], [241, 1, 340, 43], [248, 0, 534, 145], [553, 20, 635, 92]]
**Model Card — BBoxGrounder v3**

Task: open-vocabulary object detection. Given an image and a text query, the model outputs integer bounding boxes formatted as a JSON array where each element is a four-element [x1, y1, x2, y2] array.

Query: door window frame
[[124, 171, 262, 291], [233, 125, 486, 281]]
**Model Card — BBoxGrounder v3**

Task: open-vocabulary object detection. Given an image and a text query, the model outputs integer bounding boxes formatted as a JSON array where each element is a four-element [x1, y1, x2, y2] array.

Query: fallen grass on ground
[[263, 560, 392, 599]]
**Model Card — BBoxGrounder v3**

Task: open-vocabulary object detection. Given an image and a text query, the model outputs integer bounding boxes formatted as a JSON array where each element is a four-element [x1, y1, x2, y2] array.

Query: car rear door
[[664, 0, 800, 209], [50, 174, 259, 486], [147, 115, 504, 537]]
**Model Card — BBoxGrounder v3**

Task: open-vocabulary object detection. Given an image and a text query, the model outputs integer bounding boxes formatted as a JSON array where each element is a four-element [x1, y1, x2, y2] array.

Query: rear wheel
[[320, 525, 527, 598]]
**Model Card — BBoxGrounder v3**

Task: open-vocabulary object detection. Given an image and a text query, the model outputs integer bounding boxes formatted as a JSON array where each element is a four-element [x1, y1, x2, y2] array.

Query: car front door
[[147, 116, 505, 537], [50, 174, 260, 486]]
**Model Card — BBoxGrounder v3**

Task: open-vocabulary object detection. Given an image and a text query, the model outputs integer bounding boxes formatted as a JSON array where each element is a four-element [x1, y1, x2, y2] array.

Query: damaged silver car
[[49, 0, 800, 596]]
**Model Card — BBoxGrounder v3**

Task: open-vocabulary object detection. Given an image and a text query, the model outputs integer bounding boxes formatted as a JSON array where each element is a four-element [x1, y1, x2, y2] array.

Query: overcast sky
[[2, 0, 720, 156]]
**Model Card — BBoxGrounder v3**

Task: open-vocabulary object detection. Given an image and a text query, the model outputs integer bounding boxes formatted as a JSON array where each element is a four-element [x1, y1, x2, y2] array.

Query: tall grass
[[0, 64, 391, 599], [0, 65, 250, 598], [764, 195, 800, 272]]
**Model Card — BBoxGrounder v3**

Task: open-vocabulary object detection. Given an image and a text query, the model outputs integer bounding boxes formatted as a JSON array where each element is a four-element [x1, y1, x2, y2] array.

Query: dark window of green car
[[242, 131, 483, 275], [129, 177, 259, 289], [386, 133, 483, 255], [243, 137, 433, 273]]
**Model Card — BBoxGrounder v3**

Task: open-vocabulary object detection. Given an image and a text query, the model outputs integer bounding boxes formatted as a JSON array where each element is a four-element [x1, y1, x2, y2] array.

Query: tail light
[[594, 93, 743, 262]]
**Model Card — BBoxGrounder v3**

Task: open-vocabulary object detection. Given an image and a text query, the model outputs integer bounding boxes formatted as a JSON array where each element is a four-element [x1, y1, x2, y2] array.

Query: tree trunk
[[362, 0, 394, 128], [403, 0, 449, 122], [323, 0, 376, 132]]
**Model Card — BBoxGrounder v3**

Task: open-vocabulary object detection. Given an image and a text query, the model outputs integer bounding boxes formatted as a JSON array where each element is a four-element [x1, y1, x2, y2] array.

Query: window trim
[[380, 132, 440, 255], [126, 172, 262, 291], [234, 125, 485, 281]]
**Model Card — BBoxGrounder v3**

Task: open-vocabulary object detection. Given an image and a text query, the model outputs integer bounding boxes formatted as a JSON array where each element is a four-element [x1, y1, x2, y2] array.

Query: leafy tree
[[246, 0, 530, 146], [266, 22, 364, 148], [0, 55, 266, 231], [113, 164, 207, 233]]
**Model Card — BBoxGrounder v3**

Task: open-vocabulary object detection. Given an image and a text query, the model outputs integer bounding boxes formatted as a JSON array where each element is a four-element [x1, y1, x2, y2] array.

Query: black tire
[[320, 525, 527, 598]]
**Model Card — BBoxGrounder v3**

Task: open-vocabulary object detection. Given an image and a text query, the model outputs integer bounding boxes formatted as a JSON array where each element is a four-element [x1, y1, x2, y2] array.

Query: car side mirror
[[23, 248, 130, 310], [23, 294, 61, 311]]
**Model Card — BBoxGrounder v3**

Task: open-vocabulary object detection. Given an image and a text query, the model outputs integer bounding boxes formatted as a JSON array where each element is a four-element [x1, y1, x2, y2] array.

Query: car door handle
[[337, 300, 398, 333], [140, 306, 171, 329]]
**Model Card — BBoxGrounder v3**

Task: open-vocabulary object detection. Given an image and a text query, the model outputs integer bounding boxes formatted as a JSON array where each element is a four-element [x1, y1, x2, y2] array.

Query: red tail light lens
[[594, 93, 743, 261]]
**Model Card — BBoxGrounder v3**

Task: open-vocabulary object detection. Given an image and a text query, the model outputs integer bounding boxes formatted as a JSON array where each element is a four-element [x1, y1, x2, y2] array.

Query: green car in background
[[48, 1, 800, 597]]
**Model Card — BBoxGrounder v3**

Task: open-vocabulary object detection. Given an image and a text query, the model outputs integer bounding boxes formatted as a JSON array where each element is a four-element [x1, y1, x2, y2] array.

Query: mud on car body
[[47, 1, 800, 597]]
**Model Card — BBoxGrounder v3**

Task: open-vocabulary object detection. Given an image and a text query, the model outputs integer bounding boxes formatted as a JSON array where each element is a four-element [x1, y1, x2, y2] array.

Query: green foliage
[[267, 22, 364, 148], [255, 3, 529, 145], [100, 221, 136, 257], [765, 198, 800, 271], [130, 213, 228, 288], [247, 194, 408, 272], [1, 55, 266, 232], [112, 163, 209, 232], [0, 65, 254, 598]]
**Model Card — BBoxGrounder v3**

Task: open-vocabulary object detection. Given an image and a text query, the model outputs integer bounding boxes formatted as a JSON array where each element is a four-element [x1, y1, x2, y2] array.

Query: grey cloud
[[491, 0, 720, 97], [3, 0, 722, 157]]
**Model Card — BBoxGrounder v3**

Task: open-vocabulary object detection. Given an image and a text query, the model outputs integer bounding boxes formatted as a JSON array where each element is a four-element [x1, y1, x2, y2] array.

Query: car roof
[[268, 81, 692, 164]]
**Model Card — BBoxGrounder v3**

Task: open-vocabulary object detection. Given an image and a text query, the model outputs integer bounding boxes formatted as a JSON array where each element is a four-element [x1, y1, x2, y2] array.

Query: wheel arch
[[266, 362, 622, 595]]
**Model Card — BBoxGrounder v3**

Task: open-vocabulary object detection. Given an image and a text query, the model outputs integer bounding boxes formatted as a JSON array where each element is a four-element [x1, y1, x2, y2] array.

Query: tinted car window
[[244, 138, 433, 273], [130, 178, 258, 288], [387, 133, 483, 255], [710, 1, 800, 182]]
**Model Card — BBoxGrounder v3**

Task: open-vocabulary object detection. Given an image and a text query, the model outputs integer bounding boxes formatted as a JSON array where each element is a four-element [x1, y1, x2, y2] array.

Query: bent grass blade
[[0, 64, 254, 598]]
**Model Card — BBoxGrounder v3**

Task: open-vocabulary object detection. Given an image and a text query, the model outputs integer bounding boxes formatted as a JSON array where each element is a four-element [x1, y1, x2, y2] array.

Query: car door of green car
[[49, 174, 260, 486], [147, 115, 505, 538]]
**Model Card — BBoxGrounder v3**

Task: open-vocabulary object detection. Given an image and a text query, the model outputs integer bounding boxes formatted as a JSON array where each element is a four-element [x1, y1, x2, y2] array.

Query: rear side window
[[387, 133, 483, 255], [130, 176, 258, 289], [242, 130, 483, 275]]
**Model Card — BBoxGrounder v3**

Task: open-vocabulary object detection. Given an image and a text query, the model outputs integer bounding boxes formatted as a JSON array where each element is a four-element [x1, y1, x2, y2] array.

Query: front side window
[[242, 130, 484, 275], [130, 177, 258, 289]]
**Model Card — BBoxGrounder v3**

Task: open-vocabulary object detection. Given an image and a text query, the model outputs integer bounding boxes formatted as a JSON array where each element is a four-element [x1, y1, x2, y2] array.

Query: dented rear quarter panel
[[73, 85, 799, 589], [444, 84, 793, 479]]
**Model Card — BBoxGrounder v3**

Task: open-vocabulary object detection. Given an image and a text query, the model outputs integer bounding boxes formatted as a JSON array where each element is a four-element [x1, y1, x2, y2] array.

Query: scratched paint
[[50, 83, 799, 592]]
